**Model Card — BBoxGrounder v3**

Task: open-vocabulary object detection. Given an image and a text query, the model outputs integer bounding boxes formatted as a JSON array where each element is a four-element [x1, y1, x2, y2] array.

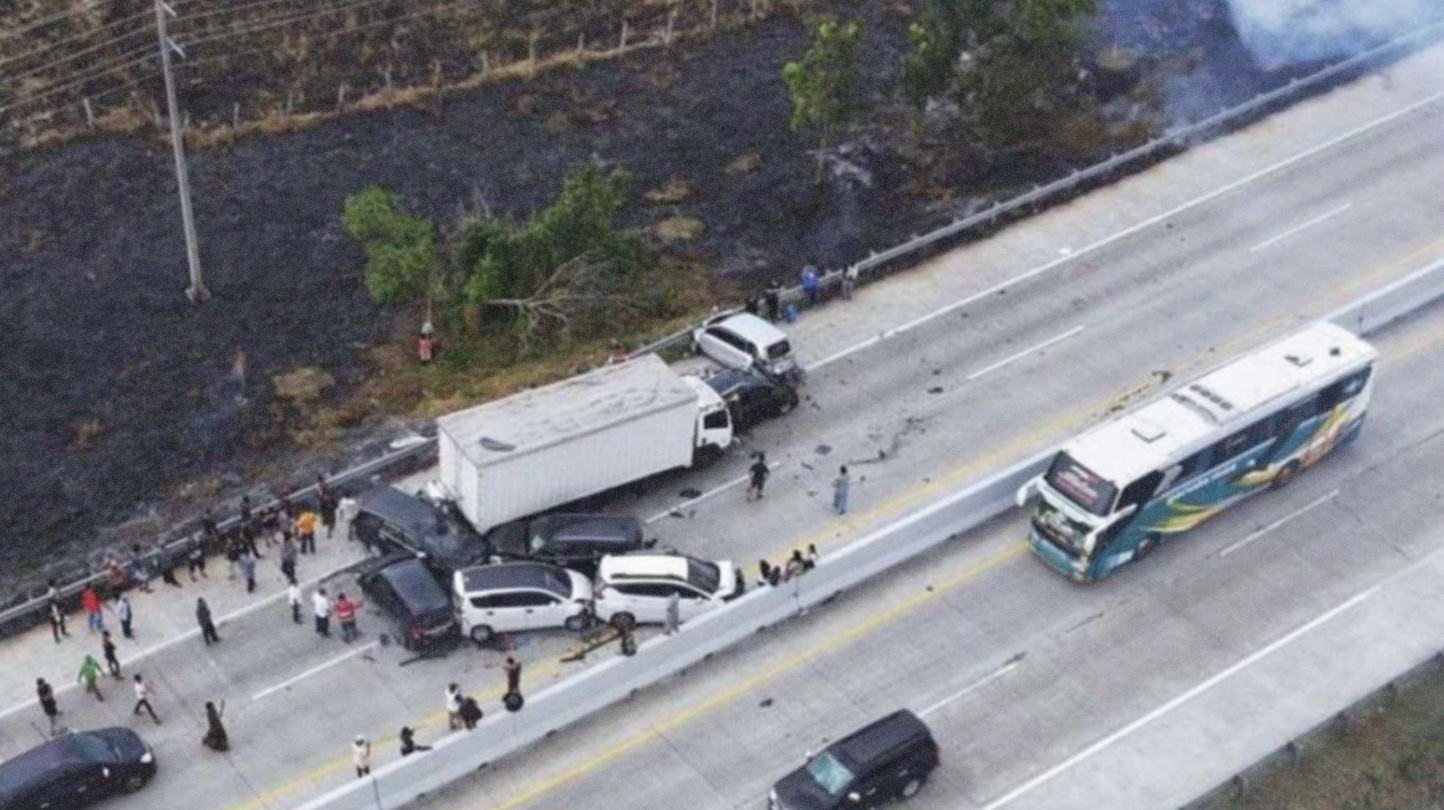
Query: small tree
[[782, 19, 861, 177], [341, 186, 435, 304]]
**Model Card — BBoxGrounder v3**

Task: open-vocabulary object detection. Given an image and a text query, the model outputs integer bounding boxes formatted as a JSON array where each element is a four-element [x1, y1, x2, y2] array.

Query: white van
[[593, 553, 742, 628], [693, 312, 801, 382], [452, 562, 593, 643]]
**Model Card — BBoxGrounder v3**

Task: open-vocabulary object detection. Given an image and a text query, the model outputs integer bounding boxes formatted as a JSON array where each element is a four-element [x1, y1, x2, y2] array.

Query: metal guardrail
[[293, 254, 1444, 809], [631, 19, 1444, 361], [0, 434, 438, 636]]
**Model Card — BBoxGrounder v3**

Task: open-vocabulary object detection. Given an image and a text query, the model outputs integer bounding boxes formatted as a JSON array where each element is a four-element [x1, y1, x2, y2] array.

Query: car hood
[[773, 767, 837, 810], [91, 727, 150, 762]]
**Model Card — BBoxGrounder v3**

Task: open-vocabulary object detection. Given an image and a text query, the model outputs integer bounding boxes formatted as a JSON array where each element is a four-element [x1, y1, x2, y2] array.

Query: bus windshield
[[1044, 452, 1116, 516]]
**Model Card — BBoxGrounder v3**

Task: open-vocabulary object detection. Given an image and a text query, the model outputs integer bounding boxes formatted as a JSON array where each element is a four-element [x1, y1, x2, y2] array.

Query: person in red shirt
[[333, 592, 363, 643], [80, 584, 104, 633]]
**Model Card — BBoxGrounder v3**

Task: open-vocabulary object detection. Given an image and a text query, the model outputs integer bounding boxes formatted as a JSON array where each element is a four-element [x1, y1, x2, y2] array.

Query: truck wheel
[[610, 612, 636, 631], [470, 625, 494, 645]]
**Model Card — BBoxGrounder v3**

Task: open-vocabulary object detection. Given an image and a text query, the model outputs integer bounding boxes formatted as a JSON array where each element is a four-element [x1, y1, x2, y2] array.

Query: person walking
[[115, 594, 134, 639], [399, 726, 431, 756], [458, 695, 483, 730], [187, 534, 208, 581], [664, 590, 680, 635], [80, 584, 103, 633], [312, 587, 331, 637], [352, 736, 372, 778], [47, 597, 68, 643], [238, 548, 257, 594], [36, 678, 60, 734], [297, 508, 318, 555], [132, 674, 160, 724], [832, 465, 850, 515], [196, 598, 220, 645], [334, 592, 362, 643], [445, 683, 463, 730], [287, 582, 303, 625], [747, 452, 769, 502], [279, 535, 298, 585], [77, 654, 105, 701], [102, 630, 122, 679], [504, 657, 522, 696], [202, 701, 228, 751]]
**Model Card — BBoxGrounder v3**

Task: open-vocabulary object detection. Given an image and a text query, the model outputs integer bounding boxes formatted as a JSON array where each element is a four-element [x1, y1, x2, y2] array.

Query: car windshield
[[73, 733, 118, 763], [804, 750, 854, 796], [1043, 452, 1117, 516], [766, 340, 792, 360], [538, 567, 571, 597], [685, 557, 721, 594]]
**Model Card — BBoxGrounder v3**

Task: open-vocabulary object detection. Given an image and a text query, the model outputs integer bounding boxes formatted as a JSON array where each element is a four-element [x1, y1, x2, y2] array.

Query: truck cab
[[682, 376, 735, 456]]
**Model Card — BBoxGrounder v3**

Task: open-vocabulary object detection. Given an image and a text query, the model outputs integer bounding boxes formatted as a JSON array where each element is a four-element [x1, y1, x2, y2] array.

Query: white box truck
[[437, 353, 735, 535]]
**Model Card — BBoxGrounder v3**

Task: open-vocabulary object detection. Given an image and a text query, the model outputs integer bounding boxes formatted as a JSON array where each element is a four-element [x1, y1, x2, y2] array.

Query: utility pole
[[155, 0, 208, 303]]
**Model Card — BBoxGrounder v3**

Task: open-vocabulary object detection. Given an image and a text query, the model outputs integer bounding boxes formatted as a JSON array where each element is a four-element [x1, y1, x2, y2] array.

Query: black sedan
[[0, 727, 156, 810], [704, 368, 800, 432]]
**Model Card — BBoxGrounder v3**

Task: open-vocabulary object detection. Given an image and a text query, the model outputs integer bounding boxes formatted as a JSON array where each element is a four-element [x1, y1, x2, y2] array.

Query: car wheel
[[121, 773, 148, 794], [899, 775, 924, 799], [1271, 460, 1302, 489], [470, 625, 494, 645], [1134, 534, 1161, 562], [564, 614, 591, 632], [777, 392, 798, 416], [610, 612, 636, 630]]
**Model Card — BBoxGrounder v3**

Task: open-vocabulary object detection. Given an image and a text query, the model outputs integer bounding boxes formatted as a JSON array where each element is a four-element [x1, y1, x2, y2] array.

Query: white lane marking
[[1220, 490, 1339, 556], [1249, 203, 1353, 253], [966, 326, 1086, 381], [977, 585, 1376, 810], [251, 641, 378, 702], [918, 659, 1020, 718], [644, 463, 782, 525], [803, 90, 1443, 374]]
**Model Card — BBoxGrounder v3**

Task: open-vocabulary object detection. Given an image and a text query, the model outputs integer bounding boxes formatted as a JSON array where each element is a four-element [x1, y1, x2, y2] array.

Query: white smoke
[[1225, 0, 1444, 70]]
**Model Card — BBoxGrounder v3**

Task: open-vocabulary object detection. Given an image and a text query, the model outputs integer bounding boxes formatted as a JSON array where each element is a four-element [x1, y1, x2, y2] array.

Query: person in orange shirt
[[297, 509, 318, 554]]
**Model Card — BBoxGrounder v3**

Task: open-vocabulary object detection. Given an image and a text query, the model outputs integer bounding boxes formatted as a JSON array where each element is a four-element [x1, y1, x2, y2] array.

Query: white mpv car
[[693, 312, 801, 382], [593, 553, 743, 628], [452, 562, 593, 643]]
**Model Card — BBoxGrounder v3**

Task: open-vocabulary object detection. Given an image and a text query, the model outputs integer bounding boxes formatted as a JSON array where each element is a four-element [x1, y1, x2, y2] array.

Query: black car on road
[[769, 710, 939, 810], [353, 486, 491, 579], [0, 727, 156, 810], [355, 553, 460, 651], [703, 368, 799, 432], [485, 513, 653, 578]]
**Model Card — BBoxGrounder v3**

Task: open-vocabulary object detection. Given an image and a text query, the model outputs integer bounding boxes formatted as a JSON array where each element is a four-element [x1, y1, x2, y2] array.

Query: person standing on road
[[196, 597, 220, 645], [458, 695, 483, 730], [47, 596, 68, 643], [832, 465, 850, 515], [504, 657, 523, 696], [841, 264, 857, 300], [132, 673, 160, 724], [187, 533, 208, 581], [80, 584, 103, 633], [338, 495, 359, 544], [318, 475, 339, 539], [312, 587, 331, 637], [36, 678, 60, 734], [102, 630, 122, 679], [77, 654, 105, 701], [115, 594, 134, 639], [801, 264, 820, 309], [287, 582, 303, 625], [225, 533, 242, 580], [297, 508, 318, 555], [352, 736, 372, 778], [202, 701, 228, 751], [747, 452, 769, 502], [279, 535, 298, 585], [446, 683, 463, 730], [238, 548, 257, 594], [334, 592, 362, 642]]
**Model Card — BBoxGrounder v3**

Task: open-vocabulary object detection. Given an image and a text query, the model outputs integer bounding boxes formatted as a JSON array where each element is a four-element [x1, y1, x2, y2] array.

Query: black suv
[[703, 368, 799, 432], [0, 727, 156, 810], [769, 710, 939, 810], [355, 553, 459, 651], [352, 486, 491, 578], [486, 514, 653, 577]]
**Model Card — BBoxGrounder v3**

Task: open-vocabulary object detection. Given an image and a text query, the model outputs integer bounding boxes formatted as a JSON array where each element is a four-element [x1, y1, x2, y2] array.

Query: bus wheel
[[1271, 460, 1302, 489], [1135, 534, 1161, 561]]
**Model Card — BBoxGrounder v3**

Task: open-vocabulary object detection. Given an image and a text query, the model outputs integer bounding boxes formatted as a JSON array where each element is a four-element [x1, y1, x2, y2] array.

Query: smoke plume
[[1224, 0, 1444, 70]]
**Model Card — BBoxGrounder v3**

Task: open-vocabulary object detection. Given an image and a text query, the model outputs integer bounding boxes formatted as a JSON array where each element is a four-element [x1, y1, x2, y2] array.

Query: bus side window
[[1118, 471, 1164, 512], [1219, 420, 1271, 462]]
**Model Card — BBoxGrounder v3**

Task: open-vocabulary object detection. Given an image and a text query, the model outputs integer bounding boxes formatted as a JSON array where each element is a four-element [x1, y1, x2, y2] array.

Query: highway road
[[3, 38, 1443, 810]]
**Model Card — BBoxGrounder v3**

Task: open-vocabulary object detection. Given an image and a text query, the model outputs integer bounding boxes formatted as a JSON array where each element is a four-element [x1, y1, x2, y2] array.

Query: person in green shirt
[[77, 654, 104, 701]]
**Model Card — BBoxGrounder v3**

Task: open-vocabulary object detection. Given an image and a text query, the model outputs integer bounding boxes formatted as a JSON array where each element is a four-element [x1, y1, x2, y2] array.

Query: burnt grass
[[0, 0, 1311, 590]]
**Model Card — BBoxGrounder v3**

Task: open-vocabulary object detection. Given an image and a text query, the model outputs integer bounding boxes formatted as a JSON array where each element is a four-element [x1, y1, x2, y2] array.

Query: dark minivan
[[0, 727, 156, 810], [352, 486, 491, 578], [486, 514, 653, 577], [356, 553, 459, 651], [769, 710, 939, 810]]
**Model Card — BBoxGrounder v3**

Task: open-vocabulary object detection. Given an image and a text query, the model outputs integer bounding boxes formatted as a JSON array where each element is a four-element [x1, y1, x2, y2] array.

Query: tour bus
[[1016, 321, 1377, 582]]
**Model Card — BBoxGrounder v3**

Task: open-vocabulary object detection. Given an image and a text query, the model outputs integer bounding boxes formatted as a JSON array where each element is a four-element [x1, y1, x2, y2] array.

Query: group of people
[[748, 262, 858, 323], [746, 452, 852, 516], [757, 545, 819, 588]]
